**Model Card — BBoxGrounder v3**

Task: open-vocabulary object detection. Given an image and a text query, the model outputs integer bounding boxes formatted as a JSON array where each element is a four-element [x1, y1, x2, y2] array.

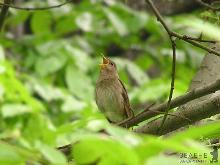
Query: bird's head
[[99, 56, 118, 79]]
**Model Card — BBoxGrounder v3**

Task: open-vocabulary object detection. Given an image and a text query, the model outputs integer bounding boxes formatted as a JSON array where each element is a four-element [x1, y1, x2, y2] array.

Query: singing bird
[[95, 56, 134, 124]]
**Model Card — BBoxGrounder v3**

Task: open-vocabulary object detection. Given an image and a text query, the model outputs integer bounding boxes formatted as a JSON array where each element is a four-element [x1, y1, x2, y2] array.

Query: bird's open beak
[[99, 56, 109, 69]]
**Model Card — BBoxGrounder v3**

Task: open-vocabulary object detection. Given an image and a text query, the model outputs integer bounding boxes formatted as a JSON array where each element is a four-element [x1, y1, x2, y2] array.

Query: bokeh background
[[0, 0, 219, 164]]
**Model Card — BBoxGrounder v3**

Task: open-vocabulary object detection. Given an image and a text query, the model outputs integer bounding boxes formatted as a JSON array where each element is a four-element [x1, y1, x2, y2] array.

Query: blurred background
[[0, 0, 219, 164]]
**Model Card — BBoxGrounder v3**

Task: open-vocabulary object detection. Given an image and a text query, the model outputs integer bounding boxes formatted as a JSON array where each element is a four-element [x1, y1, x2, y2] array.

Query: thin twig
[[182, 35, 217, 43], [143, 1, 220, 57], [0, 0, 73, 11], [196, 0, 220, 11], [147, 109, 191, 123], [171, 31, 220, 56], [145, 0, 177, 133], [158, 37, 176, 133]]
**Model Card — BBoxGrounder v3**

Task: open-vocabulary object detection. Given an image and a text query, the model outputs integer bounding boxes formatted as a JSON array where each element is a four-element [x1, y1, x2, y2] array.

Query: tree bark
[[134, 94, 220, 135], [133, 43, 220, 135]]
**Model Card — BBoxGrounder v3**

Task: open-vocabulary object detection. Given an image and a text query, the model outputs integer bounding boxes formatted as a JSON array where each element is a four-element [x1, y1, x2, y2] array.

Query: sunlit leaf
[[1, 104, 31, 118], [170, 121, 220, 141], [72, 136, 140, 165], [182, 18, 220, 40], [0, 142, 24, 164], [31, 11, 52, 35], [103, 7, 129, 36], [65, 65, 94, 101], [35, 142, 67, 164], [61, 96, 86, 113], [35, 54, 67, 76], [76, 12, 93, 32]]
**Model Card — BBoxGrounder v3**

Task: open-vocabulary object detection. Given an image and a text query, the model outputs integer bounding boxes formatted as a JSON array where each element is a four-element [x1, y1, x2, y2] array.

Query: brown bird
[[95, 56, 134, 124]]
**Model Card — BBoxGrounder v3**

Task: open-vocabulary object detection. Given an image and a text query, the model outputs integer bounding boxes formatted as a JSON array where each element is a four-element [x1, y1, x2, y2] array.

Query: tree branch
[[182, 35, 217, 43], [144, 0, 220, 57], [196, 0, 220, 11], [119, 79, 220, 127], [134, 94, 220, 135], [142, 0, 220, 133], [0, 0, 73, 11], [145, 0, 177, 133], [171, 31, 220, 56]]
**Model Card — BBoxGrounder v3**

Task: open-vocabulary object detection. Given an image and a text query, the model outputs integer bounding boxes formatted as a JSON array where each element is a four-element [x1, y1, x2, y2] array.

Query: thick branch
[[145, 0, 220, 132], [134, 94, 220, 135], [0, 0, 11, 32], [119, 79, 220, 127]]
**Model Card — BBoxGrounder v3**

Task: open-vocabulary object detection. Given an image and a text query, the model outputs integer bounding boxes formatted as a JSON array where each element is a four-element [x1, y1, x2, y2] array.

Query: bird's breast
[[95, 79, 126, 123]]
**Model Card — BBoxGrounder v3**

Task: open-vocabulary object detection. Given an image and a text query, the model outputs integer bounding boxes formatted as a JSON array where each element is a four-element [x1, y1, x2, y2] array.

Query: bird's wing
[[118, 79, 134, 118]]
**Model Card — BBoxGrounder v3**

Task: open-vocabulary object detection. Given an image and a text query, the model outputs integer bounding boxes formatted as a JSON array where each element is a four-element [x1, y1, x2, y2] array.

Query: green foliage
[[0, 0, 219, 164]]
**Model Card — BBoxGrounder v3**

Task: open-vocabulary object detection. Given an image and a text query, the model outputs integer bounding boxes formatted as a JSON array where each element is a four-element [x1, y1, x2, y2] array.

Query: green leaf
[[103, 7, 128, 36], [0, 143, 24, 164], [0, 61, 44, 112], [126, 61, 149, 86], [136, 136, 210, 163], [35, 142, 67, 165], [0, 141, 38, 164], [64, 45, 92, 73], [55, 15, 77, 35], [0, 45, 5, 61], [6, 10, 29, 25], [31, 11, 52, 35], [23, 114, 56, 145], [145, 155, 180, 165], [76, 12, 93, 32], [72, 136, 139, 165], [170, 121, 220, 141], [131, 78, 169, 103], [61, 96, 86, 113], [65, 65, 94, 101], [182, 18, 220, 40], [35, 53, 67, 76], [110, 3, 148, 33], [34, 83, 65, 102], [1, 104, 31, 118]]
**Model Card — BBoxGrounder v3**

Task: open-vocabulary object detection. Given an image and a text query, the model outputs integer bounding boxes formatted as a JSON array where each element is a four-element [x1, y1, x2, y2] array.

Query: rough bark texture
[[186, 43, 220, 101], [134, 94, 220, 135], [134, 43, 220, 135], [119, 78, 220, 127], [178, 43, 220, 121]]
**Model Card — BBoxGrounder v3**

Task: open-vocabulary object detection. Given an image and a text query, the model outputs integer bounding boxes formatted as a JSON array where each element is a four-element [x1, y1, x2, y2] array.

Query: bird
[[95, 56, 134, 124]]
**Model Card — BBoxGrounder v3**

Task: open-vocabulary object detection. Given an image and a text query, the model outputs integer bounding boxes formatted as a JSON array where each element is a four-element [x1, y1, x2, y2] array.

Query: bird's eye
[[110, 62, 114, 66]]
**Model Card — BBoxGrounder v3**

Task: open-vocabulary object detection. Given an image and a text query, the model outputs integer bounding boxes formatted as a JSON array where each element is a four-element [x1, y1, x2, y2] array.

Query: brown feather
[[118, 79, 134, 118], [95, 57, 134, 123]]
